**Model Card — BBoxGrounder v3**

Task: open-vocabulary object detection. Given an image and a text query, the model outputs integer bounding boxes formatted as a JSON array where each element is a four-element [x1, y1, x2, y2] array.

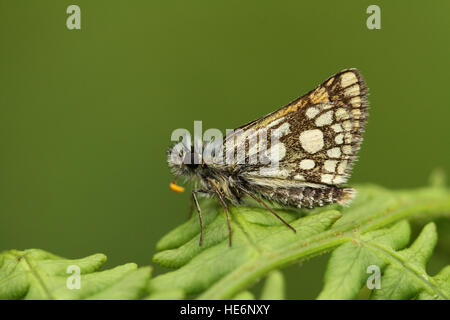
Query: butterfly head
[[167, 142, 203, 178]]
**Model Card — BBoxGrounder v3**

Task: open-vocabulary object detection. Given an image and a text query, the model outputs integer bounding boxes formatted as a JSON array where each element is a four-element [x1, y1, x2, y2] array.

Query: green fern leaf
[[370, 223, 449, 300], [317, 220, 411, 299], [231, 270, 285, 300], [144, 288, 185, 300], [150, 183, 450, 299], [317, 221, 450, 299], [232, 291, 255, 300], [0, 249, 151, 300], [259, 270, 285, 300], [417, 266, 450, 300]]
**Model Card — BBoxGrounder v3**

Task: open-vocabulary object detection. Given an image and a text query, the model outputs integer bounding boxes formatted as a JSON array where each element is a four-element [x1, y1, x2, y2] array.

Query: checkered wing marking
[[233, 68, 369, 186]]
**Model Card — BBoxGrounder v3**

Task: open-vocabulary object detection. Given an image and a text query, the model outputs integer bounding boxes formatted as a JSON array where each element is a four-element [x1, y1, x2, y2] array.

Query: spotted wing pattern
[[228, 68, 368, 181]]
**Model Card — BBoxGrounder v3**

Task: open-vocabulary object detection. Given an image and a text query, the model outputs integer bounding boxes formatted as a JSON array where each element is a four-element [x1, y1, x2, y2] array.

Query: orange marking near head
[[170, 182, 185, 193]]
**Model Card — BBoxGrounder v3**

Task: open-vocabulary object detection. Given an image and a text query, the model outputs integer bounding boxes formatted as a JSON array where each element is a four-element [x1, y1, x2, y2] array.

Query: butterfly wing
[[224, 68, 369, 188]]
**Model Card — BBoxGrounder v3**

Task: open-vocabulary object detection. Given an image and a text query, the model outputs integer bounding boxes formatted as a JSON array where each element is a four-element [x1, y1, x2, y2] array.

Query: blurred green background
[[1, 1, 449, 298]]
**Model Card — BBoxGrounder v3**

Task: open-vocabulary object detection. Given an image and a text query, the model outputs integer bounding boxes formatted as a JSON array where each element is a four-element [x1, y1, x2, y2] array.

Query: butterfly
[[167, 68, 369, 246]]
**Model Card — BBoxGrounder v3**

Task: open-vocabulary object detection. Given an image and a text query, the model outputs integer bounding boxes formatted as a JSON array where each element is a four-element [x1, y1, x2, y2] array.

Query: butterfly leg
[[187, 182, 200, 220], [242, 190, 296, 233], [192, 189, 205, 246], [207, 182, 233, 246]]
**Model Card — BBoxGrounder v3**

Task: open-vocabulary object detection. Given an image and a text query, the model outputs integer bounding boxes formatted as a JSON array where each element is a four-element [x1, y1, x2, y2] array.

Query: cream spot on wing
[[335, 108, 349, 121], [273, 122, 291, 137], [294, 174, 305, 180], [327, 147, 341, 158], [321, 103, 334, 110], [258, 167, 290, 178], [321, 174, 333, 184], [333, 176, 346, 184], [351, 108, 361, 119], [306, 107, 320, 119], [299, 129, 324, 154], [315, 110, 334, 127], [267, 142, 287, 162], [266, 117, 286, 128], [344, 132, 352, 144], [299, 159, 315, 170], [331, 124, 343, 133], [350, 96, 361, 107], [337, 160, 347, 174], [342, 145, 352, 154], [276, 169, 290, 178], [340, 72, 358, 87], [343, 120, 352, 131], [335, 133, 344, 144], [324, 160, 337, 173], [344, 84, 360, 97]]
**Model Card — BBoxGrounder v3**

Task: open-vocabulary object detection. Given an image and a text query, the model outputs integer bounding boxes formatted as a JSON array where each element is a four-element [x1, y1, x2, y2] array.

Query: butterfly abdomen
[[250, 184, 355, 209]]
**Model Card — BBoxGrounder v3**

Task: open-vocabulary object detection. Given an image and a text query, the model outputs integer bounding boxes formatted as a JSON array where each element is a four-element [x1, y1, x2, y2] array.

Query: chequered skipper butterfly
[[168, 68, 369, 246]]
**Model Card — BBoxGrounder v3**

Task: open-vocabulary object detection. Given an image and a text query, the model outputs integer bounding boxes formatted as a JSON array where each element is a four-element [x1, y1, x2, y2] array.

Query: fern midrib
[[22, 254, 55, 300], [198, 216, 350, 300], [198, 194, 450, 299], [364, 241, 448, 299], [198, 234, 349, 299]]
